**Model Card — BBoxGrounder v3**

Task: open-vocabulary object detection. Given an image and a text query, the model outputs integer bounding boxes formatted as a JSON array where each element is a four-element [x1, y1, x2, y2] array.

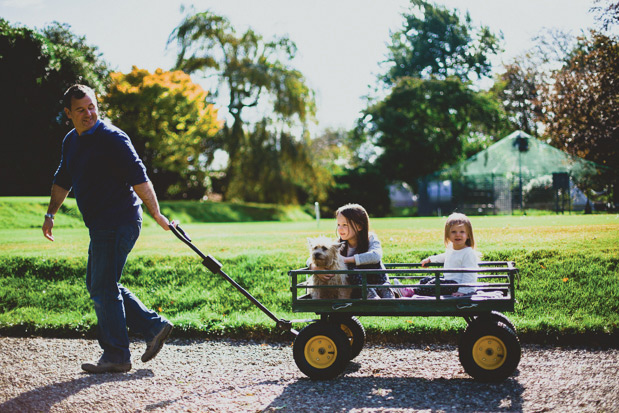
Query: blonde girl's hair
[[443, 212, 475, 248]]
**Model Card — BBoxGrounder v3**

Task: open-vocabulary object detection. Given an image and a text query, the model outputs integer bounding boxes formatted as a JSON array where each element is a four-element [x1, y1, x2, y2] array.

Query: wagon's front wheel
[[458, 321, 521, 382], [293, 322, 351, 380], [336, 316, 365, 360]]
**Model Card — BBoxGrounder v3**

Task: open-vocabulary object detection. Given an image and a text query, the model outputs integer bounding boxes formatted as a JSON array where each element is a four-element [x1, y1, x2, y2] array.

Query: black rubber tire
[[458, 320, 521, 382], [337, 316, 366, 360], [293, 322, 351, 380], [472, 311, 517, 334]]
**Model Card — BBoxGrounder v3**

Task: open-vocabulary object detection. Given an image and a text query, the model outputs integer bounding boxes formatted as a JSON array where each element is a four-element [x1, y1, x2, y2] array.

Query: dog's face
[[307, 236, 344, 268]]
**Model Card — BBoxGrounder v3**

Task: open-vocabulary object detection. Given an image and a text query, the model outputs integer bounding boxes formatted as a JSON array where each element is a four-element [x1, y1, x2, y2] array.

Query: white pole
[[314, 202, 320, 227]]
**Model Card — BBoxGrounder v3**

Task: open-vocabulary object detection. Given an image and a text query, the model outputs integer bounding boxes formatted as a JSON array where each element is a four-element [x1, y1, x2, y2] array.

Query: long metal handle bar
[[169, 224, 294, 333]]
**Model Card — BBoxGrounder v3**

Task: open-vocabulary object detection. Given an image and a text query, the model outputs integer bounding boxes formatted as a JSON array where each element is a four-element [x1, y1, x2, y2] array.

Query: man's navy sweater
[[53, 120, 149, 229]]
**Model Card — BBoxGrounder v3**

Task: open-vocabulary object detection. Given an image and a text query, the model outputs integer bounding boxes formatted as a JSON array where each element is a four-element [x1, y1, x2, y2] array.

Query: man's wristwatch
[[45, 213, 55, 220]]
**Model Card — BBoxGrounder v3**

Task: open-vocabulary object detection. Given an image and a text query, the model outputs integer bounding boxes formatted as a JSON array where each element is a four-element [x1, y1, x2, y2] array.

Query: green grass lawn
[[1, 198, 618, 344]]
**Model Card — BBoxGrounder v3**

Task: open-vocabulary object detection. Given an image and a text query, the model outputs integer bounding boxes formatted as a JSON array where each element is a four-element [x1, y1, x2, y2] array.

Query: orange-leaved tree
[[104, 66, 223, 199]]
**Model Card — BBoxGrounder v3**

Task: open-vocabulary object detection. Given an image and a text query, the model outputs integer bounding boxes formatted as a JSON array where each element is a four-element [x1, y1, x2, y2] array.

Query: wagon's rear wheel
[[293, 322, 351, 380], [337, 316, 365, 360], [458, 320, 521, 382]]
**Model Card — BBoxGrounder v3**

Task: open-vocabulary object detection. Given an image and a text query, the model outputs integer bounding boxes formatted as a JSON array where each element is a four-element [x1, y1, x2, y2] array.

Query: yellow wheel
[[459, 320, 521, 382], [471, 335, 507, 370], [304, 335, 338, 369], [336, 316, 365, 360], [474, 311, 517, 334], [293, 322, 351, 379]]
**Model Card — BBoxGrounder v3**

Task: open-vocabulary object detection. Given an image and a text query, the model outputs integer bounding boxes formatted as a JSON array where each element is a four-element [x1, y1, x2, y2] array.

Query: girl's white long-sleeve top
[[427, 247, 480, 294]]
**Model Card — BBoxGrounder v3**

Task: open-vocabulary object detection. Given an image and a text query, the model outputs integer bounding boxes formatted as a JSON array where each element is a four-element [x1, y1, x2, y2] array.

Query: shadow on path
[[0, 369, 154, 412], [263, 367, 524, 412]]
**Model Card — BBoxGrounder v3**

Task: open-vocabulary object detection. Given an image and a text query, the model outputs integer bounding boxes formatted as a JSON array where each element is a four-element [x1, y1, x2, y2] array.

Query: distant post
[[314, 202, 320, 227]]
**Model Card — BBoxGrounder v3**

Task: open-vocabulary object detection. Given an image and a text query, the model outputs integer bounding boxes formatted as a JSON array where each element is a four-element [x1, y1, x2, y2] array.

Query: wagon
[[288, 263, 521, 382], [170, 225, 521, 383]]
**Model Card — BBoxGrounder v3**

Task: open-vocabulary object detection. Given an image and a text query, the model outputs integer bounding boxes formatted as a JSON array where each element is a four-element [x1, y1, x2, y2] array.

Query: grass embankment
[[0, 197, 618, 345], [0, 197, 313, 230]]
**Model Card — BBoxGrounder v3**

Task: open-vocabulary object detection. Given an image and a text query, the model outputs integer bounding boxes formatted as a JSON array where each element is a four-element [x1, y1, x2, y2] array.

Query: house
[[417, 131, 602, 216]]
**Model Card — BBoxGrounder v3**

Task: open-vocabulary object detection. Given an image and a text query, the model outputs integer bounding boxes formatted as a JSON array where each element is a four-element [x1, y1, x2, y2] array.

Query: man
[[43, 84, 174, 374]]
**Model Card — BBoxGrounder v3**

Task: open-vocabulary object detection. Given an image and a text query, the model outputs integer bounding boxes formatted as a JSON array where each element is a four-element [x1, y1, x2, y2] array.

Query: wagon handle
[[169, 224, 207, 261], [174, 224, 192, 242], [168, 224, 296, 335]]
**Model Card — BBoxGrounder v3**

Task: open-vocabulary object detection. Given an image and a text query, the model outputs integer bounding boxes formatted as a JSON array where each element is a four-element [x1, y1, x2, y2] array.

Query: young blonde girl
[[420, 212, 480, 296], [335, 204, 394, 299]]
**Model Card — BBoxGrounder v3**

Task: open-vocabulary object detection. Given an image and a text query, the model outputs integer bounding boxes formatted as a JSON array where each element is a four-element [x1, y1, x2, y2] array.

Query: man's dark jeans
[[86, 220, 165, 363]]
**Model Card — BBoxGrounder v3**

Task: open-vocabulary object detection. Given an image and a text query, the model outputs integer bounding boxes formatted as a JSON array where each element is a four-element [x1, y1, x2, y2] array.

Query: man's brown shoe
[[142, 322, 173, 362], [81, 359, 131, 374]]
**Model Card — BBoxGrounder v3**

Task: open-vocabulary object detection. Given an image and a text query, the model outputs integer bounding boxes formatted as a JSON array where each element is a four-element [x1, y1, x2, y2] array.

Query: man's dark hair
[[63, 84, 96, 110]]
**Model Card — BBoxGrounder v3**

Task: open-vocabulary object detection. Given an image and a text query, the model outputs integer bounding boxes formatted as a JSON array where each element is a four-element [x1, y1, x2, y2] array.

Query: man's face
[[64, 92, 98, 135]]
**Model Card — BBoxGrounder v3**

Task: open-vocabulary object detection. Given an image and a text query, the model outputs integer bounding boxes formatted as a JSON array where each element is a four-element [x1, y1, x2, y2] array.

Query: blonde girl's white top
[[427, 247, 480, 294]]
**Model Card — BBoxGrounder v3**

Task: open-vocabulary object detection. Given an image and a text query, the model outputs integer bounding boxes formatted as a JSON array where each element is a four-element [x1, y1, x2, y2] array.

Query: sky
[[0, 0, 603, 131]]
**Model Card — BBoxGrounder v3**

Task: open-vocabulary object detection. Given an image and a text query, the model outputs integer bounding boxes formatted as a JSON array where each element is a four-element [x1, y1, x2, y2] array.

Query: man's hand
[[152, 212, 171, 231], [133, 181, 175, 231], [43, 216, 55, 241], [42, 184, 69, 242]]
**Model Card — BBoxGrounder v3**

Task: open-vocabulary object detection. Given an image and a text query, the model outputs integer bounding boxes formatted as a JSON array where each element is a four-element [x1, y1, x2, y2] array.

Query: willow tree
[[167, 10, 317, 201]]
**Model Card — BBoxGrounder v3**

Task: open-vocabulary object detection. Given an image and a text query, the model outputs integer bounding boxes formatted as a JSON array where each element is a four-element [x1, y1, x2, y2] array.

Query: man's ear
[[64, 107, 72, 120]]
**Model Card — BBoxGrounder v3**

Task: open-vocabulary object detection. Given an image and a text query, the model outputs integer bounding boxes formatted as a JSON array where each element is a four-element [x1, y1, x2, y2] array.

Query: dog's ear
[[336, 241, 345, 251], [307, 237, 314, 247]]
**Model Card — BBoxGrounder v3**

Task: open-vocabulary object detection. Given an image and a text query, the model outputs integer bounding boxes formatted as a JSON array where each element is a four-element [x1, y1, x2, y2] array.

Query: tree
[[591, 0, 619, 31], [167, 9, 316, 201], [360, 1, 507, 195], [225, 119, 333, 204], [0, 20, 109, 195], [325, 164, 392, 218], [104, 67, 223, 199], [365, 76, 506, 192], [539, 30, 619, 201], [491, 28, 580, 140], [491, 57, 543, 137], [383, 0, 501, 85]]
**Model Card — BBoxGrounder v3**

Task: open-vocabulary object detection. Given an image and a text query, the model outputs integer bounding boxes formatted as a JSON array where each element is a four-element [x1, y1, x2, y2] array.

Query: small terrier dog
[[306, 236, 351, 299]]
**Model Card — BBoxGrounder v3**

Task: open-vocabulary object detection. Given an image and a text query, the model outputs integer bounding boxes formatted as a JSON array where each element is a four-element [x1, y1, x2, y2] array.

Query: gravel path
[[1, 336, 618, 412]]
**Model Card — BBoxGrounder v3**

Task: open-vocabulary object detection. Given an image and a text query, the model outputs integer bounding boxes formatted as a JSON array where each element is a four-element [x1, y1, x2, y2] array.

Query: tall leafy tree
[[0, 20, 109, 195], [383, 0, 500, 85], [104, 67, 223, 199], [365, 76, 506, 192], [167, 9, 316, 201], [361, 1, 507, 195]]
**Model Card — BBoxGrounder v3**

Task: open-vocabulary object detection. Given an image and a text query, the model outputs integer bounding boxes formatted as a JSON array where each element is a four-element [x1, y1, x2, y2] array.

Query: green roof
[[434, 130, 600, 180]]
